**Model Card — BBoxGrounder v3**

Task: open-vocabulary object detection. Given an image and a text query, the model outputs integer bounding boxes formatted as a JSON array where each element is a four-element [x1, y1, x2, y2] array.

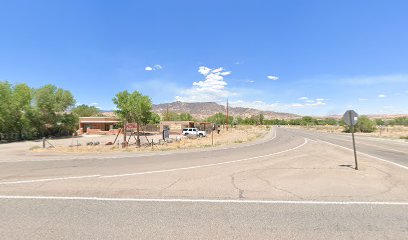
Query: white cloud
[[212, 67, 223, 73], [229, 100, 281, 111], [378, 94, 386, 98], [175, 66, 233, 102], [310, 101, 325, 106], [91, 102, 98, 106], [145, 64, 163, 71], [290, 97, 326, 108], [198, 66, 211, 75], [153, 64, 162, 70], [234, 61, 244, 65], [245, 80, 255, 83], [358, 98, 368, 101], [267, 75, 279, 81]]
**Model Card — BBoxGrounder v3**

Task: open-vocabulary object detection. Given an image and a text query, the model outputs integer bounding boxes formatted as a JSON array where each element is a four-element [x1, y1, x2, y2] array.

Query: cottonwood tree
[[0, 82, 77, 140], [33, 84, 76, 137], [113, 90, 152, 147], [72, 104, 101, 117]]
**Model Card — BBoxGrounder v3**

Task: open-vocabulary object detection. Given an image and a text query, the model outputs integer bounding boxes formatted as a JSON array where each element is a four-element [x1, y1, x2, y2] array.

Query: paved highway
[[284, 127, 408, 168], [1, 127, 407, 239]]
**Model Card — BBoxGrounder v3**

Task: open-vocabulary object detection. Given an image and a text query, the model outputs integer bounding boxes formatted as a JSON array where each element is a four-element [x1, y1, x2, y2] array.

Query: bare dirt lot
[[0, 126, 270, 160]]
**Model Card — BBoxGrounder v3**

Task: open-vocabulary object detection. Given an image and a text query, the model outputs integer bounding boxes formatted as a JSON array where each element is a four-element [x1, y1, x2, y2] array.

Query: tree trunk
[[136, 122, 141, 147], [123, 121, 127, 148]]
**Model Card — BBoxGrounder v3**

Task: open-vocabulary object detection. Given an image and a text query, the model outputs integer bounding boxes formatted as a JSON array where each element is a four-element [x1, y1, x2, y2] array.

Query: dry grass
[[32, 126, 270, 154]]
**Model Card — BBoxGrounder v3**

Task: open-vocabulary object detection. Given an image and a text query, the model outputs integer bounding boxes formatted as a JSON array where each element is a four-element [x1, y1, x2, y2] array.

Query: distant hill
[[326, 114, 408, 120], [152, 101, 299, 120]]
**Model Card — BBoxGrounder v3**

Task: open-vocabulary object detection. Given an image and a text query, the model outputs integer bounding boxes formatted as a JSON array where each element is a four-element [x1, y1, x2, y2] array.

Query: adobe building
[[78, 117, 120, 135], [160, 121, 194, 134]]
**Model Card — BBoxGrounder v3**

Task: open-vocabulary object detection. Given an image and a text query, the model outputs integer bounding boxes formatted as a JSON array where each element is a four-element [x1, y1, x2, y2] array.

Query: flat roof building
[[79, 117, 120, 135]]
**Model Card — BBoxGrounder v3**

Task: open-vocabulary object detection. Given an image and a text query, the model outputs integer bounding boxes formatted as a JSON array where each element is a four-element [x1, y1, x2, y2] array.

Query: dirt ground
[[30, 125, 270, 154], [287, 125, 408, 140]]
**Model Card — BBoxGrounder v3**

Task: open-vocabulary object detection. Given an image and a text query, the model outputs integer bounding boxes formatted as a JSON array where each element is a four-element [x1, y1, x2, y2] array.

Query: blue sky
[[1, 0, 407, 116]]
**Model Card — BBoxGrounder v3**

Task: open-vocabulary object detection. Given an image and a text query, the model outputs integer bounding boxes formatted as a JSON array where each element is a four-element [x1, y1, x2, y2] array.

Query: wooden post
[[136, 122, 141, 147], [123, 122, 127, 148]]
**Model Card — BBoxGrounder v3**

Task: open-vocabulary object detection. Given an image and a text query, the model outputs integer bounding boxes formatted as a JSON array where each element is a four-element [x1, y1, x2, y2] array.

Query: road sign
[[343, 110, 359, 170], [343, 110, 359, 126]]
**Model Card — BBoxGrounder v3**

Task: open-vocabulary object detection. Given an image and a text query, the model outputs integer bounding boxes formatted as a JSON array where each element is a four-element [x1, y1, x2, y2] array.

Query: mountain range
[[152, 101, 299, 120]]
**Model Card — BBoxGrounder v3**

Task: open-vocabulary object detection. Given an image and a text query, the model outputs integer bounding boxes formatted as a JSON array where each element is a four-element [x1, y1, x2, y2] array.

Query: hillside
[[152, 101, 299, 120]]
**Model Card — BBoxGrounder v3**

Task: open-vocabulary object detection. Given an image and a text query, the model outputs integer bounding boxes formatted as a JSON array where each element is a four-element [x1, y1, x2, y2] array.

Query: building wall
[[160, 121, 194, 134], [78, 117, 120, 135]]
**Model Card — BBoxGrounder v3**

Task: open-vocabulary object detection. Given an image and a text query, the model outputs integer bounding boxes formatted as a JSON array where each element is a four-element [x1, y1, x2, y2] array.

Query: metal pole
[[349, 112, 358, 170]]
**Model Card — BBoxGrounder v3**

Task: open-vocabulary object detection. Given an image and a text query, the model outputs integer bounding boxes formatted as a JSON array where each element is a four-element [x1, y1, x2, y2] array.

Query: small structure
[[78, 117, 120, 135], [160, 121, 194, 134], [194, 122, 213, 133]]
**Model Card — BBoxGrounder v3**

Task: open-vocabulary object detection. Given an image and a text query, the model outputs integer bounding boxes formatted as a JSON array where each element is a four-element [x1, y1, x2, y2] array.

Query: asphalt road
[[284, 127, 408, 168], [1, 127, 407, 239], [2, 199, 408, 240]]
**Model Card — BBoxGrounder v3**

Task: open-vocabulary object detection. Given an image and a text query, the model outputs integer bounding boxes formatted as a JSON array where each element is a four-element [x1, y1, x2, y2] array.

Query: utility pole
[[166, 104, 169, 121]]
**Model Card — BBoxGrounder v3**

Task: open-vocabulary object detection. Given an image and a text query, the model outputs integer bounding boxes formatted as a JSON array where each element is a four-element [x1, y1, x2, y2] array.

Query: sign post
[[343, 110, 359, 170]]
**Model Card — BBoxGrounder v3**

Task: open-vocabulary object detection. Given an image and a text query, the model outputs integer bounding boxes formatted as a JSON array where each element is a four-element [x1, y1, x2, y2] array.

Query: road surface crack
[[230, 174, 245, 199], [159, 177, 182, 196], [255, 170, 304, 200]]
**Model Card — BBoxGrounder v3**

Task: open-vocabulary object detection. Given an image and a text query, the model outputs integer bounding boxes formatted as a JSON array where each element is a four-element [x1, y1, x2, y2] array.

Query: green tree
[[12, 83, 33, 139], [207, 112, 226, 125], [374, 119, 385, 126], [113, 90, 152, 147], [355, 116, 376, 132], [0, 82, 76, 140], [0, 82, 13, 140], [259, 114, 264, 125], [33, 84, 76, 137], [394, 117, 408, 126], [162, 111, 179, 121], [179, 113, 194, 121], [72, 104, 101, 117], [301, 116, 318, 125], [207, 112, 234, 125], [148, 112, 161, 124], [344, 116, 376, 133]]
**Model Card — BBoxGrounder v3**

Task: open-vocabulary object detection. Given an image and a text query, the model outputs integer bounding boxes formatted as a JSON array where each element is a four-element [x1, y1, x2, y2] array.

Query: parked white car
[[182, 128, 207, 137]]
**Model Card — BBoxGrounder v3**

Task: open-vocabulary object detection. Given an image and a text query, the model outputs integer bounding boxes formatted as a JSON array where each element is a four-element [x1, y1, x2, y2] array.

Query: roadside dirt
[[31, 126, 271, 154]]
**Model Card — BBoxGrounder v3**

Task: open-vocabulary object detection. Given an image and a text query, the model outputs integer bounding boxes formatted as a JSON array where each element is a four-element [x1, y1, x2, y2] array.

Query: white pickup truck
[[182, 128, 207, 137]]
